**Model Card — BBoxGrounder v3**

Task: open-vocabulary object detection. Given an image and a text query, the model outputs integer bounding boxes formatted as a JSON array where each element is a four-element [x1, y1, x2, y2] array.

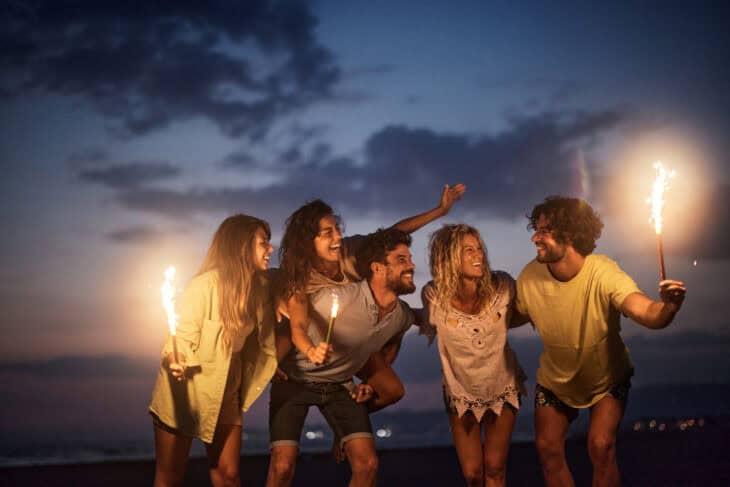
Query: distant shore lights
[[647, 162, 675, 281]]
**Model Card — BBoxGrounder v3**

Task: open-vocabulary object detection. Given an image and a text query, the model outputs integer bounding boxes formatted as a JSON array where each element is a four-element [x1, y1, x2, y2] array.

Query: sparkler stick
[[647, 162, 675, 281], [161, 266, 179, 364], [325, 292, 339, 345]]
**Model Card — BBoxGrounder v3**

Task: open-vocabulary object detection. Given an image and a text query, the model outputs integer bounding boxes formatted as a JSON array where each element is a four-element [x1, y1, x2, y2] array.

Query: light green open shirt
[[149, 270, 277, 443]]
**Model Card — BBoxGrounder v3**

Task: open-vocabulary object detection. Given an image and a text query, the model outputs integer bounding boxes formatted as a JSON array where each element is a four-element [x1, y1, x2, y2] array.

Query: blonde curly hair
[[428, 224, 494, 312]]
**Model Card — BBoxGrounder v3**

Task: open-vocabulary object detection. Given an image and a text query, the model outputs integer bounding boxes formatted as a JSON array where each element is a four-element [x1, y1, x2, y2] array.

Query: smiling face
[[531, 214, 567, 264], [251, 227, 274, 271], [313, 214, 342, 264], [384, 243, 416, 295], [459, 233, 485, 279]]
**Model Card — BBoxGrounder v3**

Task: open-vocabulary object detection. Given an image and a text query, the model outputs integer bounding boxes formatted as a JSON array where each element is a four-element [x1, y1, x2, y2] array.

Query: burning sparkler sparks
[[161, 266, 179, 363], [325, 291, 339, 345], [646, 162, 675, 280]]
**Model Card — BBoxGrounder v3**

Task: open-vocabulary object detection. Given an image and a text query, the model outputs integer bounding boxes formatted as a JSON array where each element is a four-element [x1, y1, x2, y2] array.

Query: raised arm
[[621, 279, 687, 330], [391, 183, 466, 234]]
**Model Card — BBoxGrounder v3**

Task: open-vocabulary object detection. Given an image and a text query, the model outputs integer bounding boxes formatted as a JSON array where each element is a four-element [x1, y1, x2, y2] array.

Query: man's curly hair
[[528, 196, 604, 256], [278, 199, 340, 299], [356, 228, 412, 280]]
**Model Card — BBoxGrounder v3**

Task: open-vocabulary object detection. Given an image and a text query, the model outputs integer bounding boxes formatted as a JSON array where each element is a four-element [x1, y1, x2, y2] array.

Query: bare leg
[[343, 437, 378, 487], [266, 445, 298, 487], [588, 396, 624, 487], [357, 353, 405, 413], [205, 423, 243, 487], [448, 412, 484, 486], [482, 408, 516, 487], [535, 405, 575, 487], [153, 423, 192, 487]]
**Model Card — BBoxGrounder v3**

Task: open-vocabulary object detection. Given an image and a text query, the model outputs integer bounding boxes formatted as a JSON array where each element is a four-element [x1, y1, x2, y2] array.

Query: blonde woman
[[422, 224, 525, 487], [149, 214, 278, 487]]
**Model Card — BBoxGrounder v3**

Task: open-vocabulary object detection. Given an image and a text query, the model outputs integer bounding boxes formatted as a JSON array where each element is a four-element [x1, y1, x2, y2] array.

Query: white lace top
[[421, 272, 526, 421]]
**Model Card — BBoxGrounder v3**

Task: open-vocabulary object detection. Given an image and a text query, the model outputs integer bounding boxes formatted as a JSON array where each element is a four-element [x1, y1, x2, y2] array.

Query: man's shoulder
[[516, 259, 542, 283]]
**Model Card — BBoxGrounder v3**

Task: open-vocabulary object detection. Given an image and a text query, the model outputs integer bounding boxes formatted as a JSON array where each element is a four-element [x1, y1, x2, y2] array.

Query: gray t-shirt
[[283, 279, 414, 383]]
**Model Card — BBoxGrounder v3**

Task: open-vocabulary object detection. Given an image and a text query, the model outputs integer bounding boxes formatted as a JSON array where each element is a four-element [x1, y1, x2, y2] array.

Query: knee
[[379, 382, 405, 407], [588, 434, 616, 465], [535, 436, 564, 467], [484, 459, 506, 481], [387, 382, 405, 405], [461, 464, 483, 486], [215, 468, 240, 487], [154, 472, 184, 487], [350, 452, 378, 477], [269, 456, 296, 482]]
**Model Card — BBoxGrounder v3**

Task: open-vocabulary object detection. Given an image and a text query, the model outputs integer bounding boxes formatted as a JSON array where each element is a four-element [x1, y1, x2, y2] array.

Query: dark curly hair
[[527, 196, 603, 256], [278, 199, 341, 299], [357, 228, 412, 279]]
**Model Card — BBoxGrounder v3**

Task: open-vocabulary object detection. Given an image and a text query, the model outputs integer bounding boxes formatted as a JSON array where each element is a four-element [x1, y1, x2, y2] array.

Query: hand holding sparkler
[[658, 279, 687, 307]]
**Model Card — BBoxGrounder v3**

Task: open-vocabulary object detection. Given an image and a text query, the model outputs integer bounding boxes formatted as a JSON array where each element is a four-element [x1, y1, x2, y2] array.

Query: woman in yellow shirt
[[149, 214, 277, 487]]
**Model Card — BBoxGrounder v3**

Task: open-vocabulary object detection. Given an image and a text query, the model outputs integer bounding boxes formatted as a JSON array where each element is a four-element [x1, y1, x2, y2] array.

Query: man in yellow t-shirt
[[515, 196, 686, 487]]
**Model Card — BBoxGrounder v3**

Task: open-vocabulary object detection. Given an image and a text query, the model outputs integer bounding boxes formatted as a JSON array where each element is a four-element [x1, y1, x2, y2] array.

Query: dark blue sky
[[1, 0, 728, 365]]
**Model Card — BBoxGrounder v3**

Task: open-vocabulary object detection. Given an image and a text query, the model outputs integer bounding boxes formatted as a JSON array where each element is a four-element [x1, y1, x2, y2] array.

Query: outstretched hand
[[439, 183, 466, 213], [659, 279, 686, 307]]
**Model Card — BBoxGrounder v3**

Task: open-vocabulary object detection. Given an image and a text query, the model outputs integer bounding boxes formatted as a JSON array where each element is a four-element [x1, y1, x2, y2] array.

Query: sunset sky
[[1, 0, 729, 430]]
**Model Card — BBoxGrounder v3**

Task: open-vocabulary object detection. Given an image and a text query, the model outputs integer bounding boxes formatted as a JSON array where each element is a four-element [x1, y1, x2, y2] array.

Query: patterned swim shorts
[[534, 378, 631, 415]]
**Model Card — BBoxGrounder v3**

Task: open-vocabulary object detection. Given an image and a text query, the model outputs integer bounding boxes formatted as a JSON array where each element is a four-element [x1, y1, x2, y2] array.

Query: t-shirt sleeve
[[602, 258, 642, 310], [514, 270, 529, 317]]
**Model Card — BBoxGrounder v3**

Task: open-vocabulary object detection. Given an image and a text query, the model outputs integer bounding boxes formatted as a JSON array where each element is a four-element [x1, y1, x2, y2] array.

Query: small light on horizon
[[375, 427, 392, 438], [693, 259, 697, 267]]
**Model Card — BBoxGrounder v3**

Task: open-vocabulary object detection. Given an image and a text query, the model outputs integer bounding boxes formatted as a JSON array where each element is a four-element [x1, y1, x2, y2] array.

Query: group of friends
[[149, 184, 687, 487]]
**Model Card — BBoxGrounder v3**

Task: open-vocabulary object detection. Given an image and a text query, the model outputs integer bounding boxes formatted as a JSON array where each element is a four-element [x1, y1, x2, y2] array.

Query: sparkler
[[647, 162, 675, 280], [161, 266, 179, 364], [325, 292, 339, 345]]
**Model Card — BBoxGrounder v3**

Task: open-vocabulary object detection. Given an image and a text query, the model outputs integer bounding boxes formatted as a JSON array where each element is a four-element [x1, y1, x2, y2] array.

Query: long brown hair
[[428, 224, 494, 312], [198, 214, 270, 350], [278, 199, 338, 299]]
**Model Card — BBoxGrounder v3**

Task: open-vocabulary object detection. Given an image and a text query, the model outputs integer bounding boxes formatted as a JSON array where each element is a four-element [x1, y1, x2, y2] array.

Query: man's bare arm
[[621, 279, 687, 330]]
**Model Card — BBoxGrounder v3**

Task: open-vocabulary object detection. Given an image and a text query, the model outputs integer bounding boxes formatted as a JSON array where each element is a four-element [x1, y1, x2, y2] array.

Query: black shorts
[[269, 380, 373, 449], [534, 379, 632, 418]]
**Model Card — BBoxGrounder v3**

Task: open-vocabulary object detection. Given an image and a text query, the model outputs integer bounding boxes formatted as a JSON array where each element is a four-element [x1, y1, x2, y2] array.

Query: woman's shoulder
[[421, 280, 437, 303], [491, 270, 515, 287], [184, 269, 218, 290]]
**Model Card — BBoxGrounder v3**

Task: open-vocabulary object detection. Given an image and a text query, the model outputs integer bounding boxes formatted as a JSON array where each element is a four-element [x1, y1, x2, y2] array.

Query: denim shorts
[[269, 380, 373, 448]]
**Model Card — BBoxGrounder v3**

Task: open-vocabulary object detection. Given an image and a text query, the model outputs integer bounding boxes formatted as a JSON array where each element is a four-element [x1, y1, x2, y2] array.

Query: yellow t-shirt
[[515, 254, 640, 408]]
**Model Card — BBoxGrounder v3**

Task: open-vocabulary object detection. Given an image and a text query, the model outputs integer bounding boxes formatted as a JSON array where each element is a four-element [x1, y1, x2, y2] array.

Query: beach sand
[[2, 429, 728, 486]]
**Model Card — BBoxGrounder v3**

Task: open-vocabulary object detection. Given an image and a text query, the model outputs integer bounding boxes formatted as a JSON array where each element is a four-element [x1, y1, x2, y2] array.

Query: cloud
[[108, 109, 630, 222], [1, 1, 340, 139], [106, 225, 162, 244], [78, 162, 181, 189]]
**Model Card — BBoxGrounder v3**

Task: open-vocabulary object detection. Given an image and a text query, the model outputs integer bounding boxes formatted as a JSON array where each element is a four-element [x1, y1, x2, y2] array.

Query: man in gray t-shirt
[[268, 229, 416, 486]]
